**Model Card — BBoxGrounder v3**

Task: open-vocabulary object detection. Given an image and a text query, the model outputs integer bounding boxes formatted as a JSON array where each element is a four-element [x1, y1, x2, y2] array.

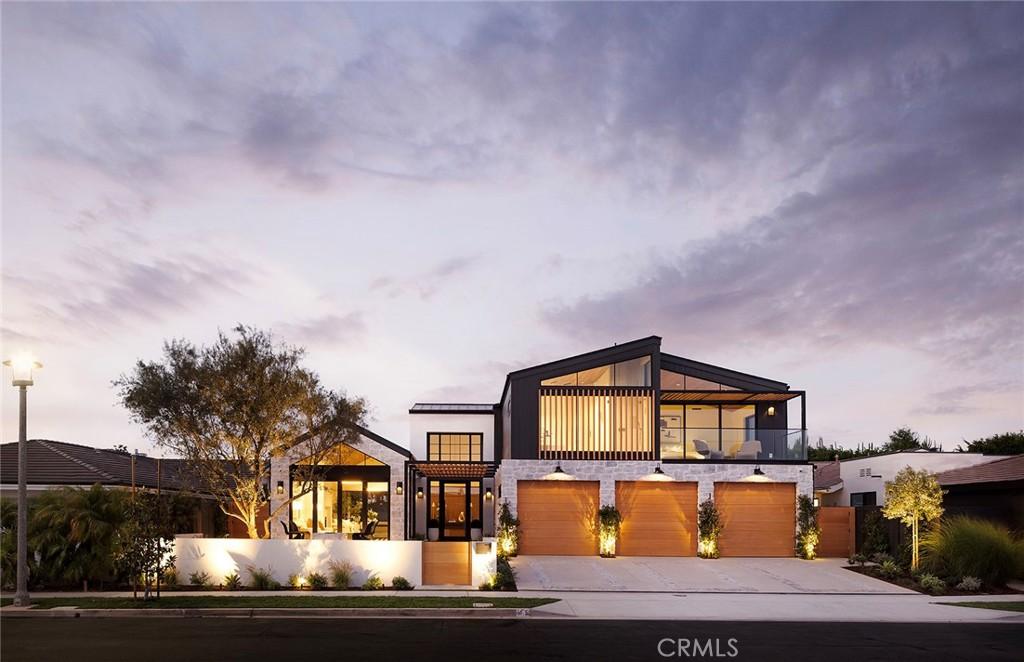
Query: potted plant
[[427, 518, 440, 541], [598, 505, 622, 558], [470, 518, 483, 541]]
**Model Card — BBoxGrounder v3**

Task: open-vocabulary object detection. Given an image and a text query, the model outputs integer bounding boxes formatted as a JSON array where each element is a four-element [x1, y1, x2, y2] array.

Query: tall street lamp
[[4, 354, 41, 607]]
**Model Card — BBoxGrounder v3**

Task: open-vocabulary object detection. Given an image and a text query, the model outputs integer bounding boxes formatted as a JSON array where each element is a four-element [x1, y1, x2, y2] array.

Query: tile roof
[[813, 461, 843, 490], [933, 454, 1024, 486], [0, 439, 195, 491]]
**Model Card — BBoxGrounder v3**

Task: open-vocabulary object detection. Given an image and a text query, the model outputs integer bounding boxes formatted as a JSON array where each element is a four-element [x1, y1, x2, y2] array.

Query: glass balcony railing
[[659, 428, 807, 461]]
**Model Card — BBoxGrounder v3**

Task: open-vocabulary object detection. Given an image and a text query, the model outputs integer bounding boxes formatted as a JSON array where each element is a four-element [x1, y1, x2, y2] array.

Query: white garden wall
[[174, 537, 422, 587]]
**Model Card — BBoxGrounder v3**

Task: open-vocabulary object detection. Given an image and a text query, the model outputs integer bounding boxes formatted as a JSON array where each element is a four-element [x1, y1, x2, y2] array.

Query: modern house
[[813, 450, 1012, 507], [269, 336, 814, 557], [934, 455, 1024, 531]]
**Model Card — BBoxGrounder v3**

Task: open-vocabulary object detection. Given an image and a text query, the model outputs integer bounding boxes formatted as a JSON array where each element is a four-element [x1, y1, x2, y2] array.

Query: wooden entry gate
[[422, 541, 471, 585], [818, 506, 855, 558]]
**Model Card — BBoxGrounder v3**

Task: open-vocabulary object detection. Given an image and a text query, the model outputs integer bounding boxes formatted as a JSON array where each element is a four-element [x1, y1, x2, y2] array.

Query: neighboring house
[[934, 455, 1024, 531], [271, 335, 813, 557], [814, 451, 1011, 507], [0, 438, 221, 535]]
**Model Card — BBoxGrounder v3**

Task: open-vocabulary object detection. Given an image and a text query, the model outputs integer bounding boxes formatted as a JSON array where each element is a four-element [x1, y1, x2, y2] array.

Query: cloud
[[276, 312, 366, 347], [2, 249, 251, 343], [367, 255, 479, 300]]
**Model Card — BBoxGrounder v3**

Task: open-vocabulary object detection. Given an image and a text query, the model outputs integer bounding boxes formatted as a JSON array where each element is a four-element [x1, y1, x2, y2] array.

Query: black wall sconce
[[767, 406, 776, 416], [484, 487, 493, 500], [416, 487, 424, 499], [396, 481, 403, 495], [276, 480, 284, 496]]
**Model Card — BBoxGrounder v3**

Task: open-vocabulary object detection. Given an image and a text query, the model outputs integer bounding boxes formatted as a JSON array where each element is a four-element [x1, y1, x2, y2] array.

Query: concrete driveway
[[511, 557, 915, 594]]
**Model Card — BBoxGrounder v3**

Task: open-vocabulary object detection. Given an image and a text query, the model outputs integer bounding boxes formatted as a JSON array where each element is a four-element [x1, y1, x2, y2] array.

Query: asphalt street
[[2, 617, 1022, 661]]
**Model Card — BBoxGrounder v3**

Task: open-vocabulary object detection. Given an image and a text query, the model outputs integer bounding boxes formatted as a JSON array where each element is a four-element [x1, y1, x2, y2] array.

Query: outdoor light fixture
[[416, 487, 424, 499], [767, 406, 776, 416], [276, 481, 284, 496], [554, 465, 565, 475], [653, 465, 665, 475], [544, 464, 575, 480], [813, 497, 820, 508], [484, 487, 493, 500], [5, 354, 41, 608], [396, 481, 403, 495], [753, 466, 765, 476]]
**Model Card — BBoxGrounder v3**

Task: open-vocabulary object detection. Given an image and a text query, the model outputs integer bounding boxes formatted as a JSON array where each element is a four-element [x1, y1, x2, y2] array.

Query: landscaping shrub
[[391, 576, 413, 590], [860, 509, 889, 557], [162, 566, 178, 587], [480, 556, 517, 591], [879, 559, 901, 579], [598, 505, 622, 558], [955, 576, 982, 592], [496, 500, 520, 558], [796, 495, 820, 560], [697, 498, 722, 559], [362, 574, 384, 590], [327, 559, 354, 589], [916, 573, 946, 595], [870, 552, 894, 565], [288, 574, 303, 588], [223, 572, 242, 590], [189, 571, 211, 588], [848, 553, 867, 566], [306, 572, 328, 590], [920, 516, 1023, 586], [246, 565, 279, 590]]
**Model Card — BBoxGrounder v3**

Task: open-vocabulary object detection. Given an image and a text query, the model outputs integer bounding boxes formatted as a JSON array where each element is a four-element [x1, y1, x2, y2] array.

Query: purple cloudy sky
[[2, 3, 1022, 453]]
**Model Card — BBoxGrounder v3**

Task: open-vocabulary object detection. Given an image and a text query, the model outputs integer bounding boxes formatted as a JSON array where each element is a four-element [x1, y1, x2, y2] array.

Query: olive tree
[[116, 326, 366, 539], [882, 467, 945, 571]]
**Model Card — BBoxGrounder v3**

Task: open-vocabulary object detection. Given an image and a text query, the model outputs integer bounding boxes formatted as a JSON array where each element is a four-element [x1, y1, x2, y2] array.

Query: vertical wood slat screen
[[539, 387, 653, 460]]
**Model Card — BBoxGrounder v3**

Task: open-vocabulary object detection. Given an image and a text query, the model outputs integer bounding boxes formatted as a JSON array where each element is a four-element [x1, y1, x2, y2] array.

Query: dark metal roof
[[0, 439, 196, 491], [356, 425, 413, 458], [660, 353, 789, 391], [660, 390, 802, 403], [409, 403, 496, 414]]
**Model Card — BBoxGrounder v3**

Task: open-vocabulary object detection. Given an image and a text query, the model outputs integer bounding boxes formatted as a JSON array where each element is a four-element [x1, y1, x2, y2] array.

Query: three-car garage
[[515, 478, 798, 558]]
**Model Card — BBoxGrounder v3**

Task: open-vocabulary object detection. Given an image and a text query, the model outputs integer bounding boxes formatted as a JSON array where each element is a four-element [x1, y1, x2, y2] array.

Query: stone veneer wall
[[496, 460, 813, 517], [269, 434, 408, 540]]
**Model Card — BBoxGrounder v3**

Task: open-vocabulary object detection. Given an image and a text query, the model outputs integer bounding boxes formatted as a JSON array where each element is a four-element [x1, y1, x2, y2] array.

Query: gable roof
[[356, 425, 413, 458], [0, 439, 195, 491], [933, 454, 1024, 486]]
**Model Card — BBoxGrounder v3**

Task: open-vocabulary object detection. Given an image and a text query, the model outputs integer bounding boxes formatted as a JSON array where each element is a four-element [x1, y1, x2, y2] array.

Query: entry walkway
[[511, 557, 916, 593]]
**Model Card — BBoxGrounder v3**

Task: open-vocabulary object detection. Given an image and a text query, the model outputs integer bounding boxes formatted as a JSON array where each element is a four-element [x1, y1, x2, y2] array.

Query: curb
[[1, 607, 533, 619]]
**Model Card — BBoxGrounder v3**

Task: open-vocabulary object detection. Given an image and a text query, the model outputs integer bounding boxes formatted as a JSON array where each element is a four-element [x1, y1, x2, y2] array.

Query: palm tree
[[30, 485, 126, 590], [1, 498, 16, 589]]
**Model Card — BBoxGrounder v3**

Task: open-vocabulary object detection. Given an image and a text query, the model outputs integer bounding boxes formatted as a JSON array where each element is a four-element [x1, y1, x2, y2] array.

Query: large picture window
[[428, 433, 483, 461]]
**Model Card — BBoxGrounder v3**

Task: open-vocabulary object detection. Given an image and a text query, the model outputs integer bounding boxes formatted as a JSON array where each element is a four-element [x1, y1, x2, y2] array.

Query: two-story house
[[271, 336, 812, 557]]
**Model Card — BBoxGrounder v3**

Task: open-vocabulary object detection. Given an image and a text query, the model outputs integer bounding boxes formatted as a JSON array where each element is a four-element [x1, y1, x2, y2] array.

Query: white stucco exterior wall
[[826, 452, 1009, 507], [409, 413, 495, 461], [174, 537, 422, 586], [269, 431, 409, 540], [496, 460, 813, 515]]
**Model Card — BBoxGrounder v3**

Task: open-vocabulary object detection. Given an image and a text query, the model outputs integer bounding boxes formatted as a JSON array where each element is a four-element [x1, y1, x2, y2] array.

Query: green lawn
[[2, 595, 556, 610], [940, 601, 1024, 613]]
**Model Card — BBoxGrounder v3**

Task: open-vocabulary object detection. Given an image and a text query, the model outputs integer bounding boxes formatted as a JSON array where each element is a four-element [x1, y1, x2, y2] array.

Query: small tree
[[116, 493, 176, 600], [116, 326, 366, 539], [697, 498, 722, 559], [495, 500, 520, 558], [860, 509, 889, 557], [958, 431, 1024, 455], [882, 467, 945, 571], [796, 495, 820, 559]]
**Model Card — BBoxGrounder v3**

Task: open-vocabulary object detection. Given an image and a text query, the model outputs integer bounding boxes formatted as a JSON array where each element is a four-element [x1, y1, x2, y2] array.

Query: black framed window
[[850, 491, 877, 507], [428, 433, 483, 461]]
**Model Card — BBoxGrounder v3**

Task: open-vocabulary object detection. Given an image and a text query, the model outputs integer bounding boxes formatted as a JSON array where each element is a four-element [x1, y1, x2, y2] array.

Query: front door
[[440, 482, 469, 540]]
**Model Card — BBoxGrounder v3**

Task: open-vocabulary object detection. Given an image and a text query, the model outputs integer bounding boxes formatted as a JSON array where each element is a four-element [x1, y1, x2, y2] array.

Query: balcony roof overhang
[[409, 461, 498, 479], [660, 390, 804, 403]]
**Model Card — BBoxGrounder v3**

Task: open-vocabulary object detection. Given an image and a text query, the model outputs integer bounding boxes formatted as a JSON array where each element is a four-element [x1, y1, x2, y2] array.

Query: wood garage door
[[518, 480, 599, 556], [715, 482, 796, 557], [616, 481, 698, 556]]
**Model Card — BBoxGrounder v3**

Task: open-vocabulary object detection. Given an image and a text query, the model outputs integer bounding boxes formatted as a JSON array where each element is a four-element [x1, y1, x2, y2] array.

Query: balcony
[[659, 428, 808, 462], [539, 386, 654, 460]]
